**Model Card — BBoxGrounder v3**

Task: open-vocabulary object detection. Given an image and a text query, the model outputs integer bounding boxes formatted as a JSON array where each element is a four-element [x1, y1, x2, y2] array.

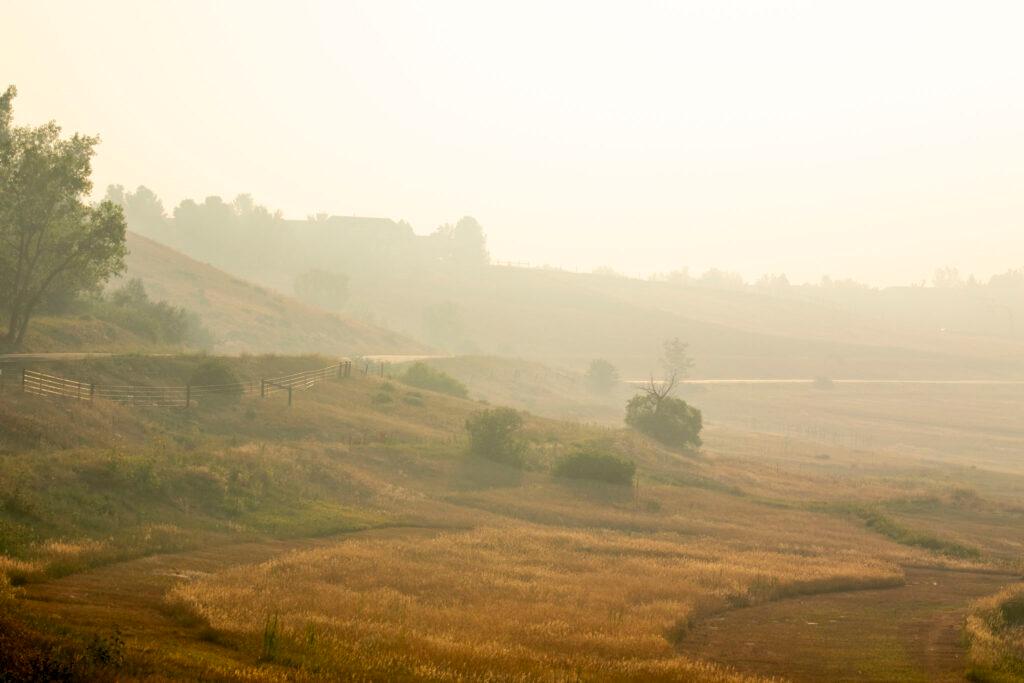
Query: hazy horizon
[[5, 0, 1023, 286]]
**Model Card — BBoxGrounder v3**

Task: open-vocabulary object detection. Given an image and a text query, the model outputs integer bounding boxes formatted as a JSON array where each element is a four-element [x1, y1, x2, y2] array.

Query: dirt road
[[678, 567, 1019, 682]]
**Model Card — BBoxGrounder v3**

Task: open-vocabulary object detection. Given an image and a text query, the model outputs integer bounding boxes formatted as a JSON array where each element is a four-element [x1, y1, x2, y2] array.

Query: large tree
[[0, 85, 127, 349]]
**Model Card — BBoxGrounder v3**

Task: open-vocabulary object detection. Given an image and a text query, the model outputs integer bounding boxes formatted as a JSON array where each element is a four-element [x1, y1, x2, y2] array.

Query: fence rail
[[21, 360, 352, 408]]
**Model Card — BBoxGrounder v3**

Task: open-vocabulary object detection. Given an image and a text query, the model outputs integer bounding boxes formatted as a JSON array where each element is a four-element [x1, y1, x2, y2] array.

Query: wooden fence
[[21, 361, 352, 408]]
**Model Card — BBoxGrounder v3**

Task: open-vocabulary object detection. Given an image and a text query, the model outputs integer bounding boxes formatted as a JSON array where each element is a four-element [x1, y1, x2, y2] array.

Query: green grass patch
[[812, 502, 982, 559]]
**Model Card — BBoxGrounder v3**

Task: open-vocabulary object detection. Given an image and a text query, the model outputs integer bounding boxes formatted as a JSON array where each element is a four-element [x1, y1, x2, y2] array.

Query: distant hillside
[[353, 264, 1024, 379], [121, 232, 425, 356], [112, 186, 1024, 378], [393, 355, 628, 424]]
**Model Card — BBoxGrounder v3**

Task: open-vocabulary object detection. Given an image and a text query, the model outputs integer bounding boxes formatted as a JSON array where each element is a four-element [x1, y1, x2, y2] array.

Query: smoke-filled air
[[2, 2, 1023, 681]]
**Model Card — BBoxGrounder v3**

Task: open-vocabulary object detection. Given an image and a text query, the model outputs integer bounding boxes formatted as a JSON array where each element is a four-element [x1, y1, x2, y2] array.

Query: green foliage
[[188, 359, 243, 403], [0, 85, 128, 349], [1000, 595, 1024, 626], [170, 194, 288, 281], [625, 392, 702, 450], [856, 509, 981, 559], [553, 446, 635, 486], [105, 184, 168, 241], [400, 362, 469, 398], [584, 359, 619, 394], [91, 279, 213, 348], [465, 408, 525, 467], [0, 605, 127, 680], [86, 629, 125, 667], [261, 613, 280, 662]]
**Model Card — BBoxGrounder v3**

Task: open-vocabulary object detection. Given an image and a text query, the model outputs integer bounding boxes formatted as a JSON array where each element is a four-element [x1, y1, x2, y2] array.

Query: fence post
[[337, 363, 343, 380], [90, 383, 95, 401], [260, 378, 265, 398], [346, 361, 352, 378], [379, 362, 384, 378], [185, 384, 191, 409], [22, 368, 26, 393], [287, 386, 293, 407]]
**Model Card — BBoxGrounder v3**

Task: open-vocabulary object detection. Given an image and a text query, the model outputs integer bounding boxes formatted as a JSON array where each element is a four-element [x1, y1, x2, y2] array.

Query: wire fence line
[[20, 361, 352, 408]]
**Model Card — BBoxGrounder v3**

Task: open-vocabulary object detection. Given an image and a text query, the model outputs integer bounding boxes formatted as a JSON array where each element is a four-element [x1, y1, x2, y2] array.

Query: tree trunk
[[2, 303, 30, 351], [13, 311, 29, 348], [2, 307, 20, 351]]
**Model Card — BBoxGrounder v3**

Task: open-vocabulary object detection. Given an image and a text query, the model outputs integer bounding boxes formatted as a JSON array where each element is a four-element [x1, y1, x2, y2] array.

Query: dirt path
[[17, 527, 445, 677], [678, 567, 1019, 682]]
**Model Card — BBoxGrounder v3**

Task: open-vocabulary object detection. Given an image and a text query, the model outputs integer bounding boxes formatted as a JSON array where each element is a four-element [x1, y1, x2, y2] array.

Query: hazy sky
[[4, 1, 1023, 285]]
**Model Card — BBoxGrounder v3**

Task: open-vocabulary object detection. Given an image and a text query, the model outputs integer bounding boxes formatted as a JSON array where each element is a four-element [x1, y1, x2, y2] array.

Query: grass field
[[2, 354, 1023, 680]]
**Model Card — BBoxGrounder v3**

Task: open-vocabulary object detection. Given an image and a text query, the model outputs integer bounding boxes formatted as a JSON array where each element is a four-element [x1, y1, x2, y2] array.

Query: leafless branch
[[643, 371, 677, 402]]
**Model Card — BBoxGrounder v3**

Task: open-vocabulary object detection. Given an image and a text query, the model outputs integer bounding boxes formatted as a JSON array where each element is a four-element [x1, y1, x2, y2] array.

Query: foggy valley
[[2, 2, 1024, 681]]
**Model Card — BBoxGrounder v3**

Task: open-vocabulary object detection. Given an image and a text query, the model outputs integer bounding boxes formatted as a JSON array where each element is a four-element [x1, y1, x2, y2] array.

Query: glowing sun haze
[[4, 1, 1023, 285]]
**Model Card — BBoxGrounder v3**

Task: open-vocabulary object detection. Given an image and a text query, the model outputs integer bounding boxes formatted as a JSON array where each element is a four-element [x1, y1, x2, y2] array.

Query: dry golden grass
[[168, 523, 902, 681], [965, 583, 1024, 679], [690, 383, 1024, 476], [122, 232, 424, 356], [0, 555, 43, 584], [6, 357, 1024, 680]]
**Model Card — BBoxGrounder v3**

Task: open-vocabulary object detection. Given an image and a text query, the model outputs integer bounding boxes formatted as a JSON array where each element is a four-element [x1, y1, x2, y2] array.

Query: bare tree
[[642, 371, 678, 404]]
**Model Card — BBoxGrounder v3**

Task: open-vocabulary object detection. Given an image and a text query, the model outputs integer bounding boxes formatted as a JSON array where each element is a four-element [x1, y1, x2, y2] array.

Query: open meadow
[[6, 8, 1024, 679], [1, 355, 1023, 680]]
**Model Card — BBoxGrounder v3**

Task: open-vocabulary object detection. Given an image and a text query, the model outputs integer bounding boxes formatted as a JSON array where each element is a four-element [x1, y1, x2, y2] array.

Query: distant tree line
[[105, 185, 490, 303], [647, 265, 1024, 291]]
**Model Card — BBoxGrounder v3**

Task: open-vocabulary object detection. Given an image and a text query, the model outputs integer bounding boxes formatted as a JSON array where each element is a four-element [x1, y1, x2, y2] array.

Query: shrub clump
[[96, 279, 214, 348], [553, 447, 636, 486], [400, 363, 469, 398], [625, 391, 702, 450], [465, 408, 525, 467], [188, 359, 243, 403]]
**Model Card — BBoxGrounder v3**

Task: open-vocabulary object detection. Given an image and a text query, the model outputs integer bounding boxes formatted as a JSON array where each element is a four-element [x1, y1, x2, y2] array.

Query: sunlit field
[[168, 524, 902, 681]]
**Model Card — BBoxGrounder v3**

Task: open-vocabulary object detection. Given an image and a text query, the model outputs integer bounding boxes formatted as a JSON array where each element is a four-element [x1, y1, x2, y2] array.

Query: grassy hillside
[[120, 232, 425, 356], [393, 354, 628, 423], [2, 353, 1023, 679], [19, 317, 176, 354]]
